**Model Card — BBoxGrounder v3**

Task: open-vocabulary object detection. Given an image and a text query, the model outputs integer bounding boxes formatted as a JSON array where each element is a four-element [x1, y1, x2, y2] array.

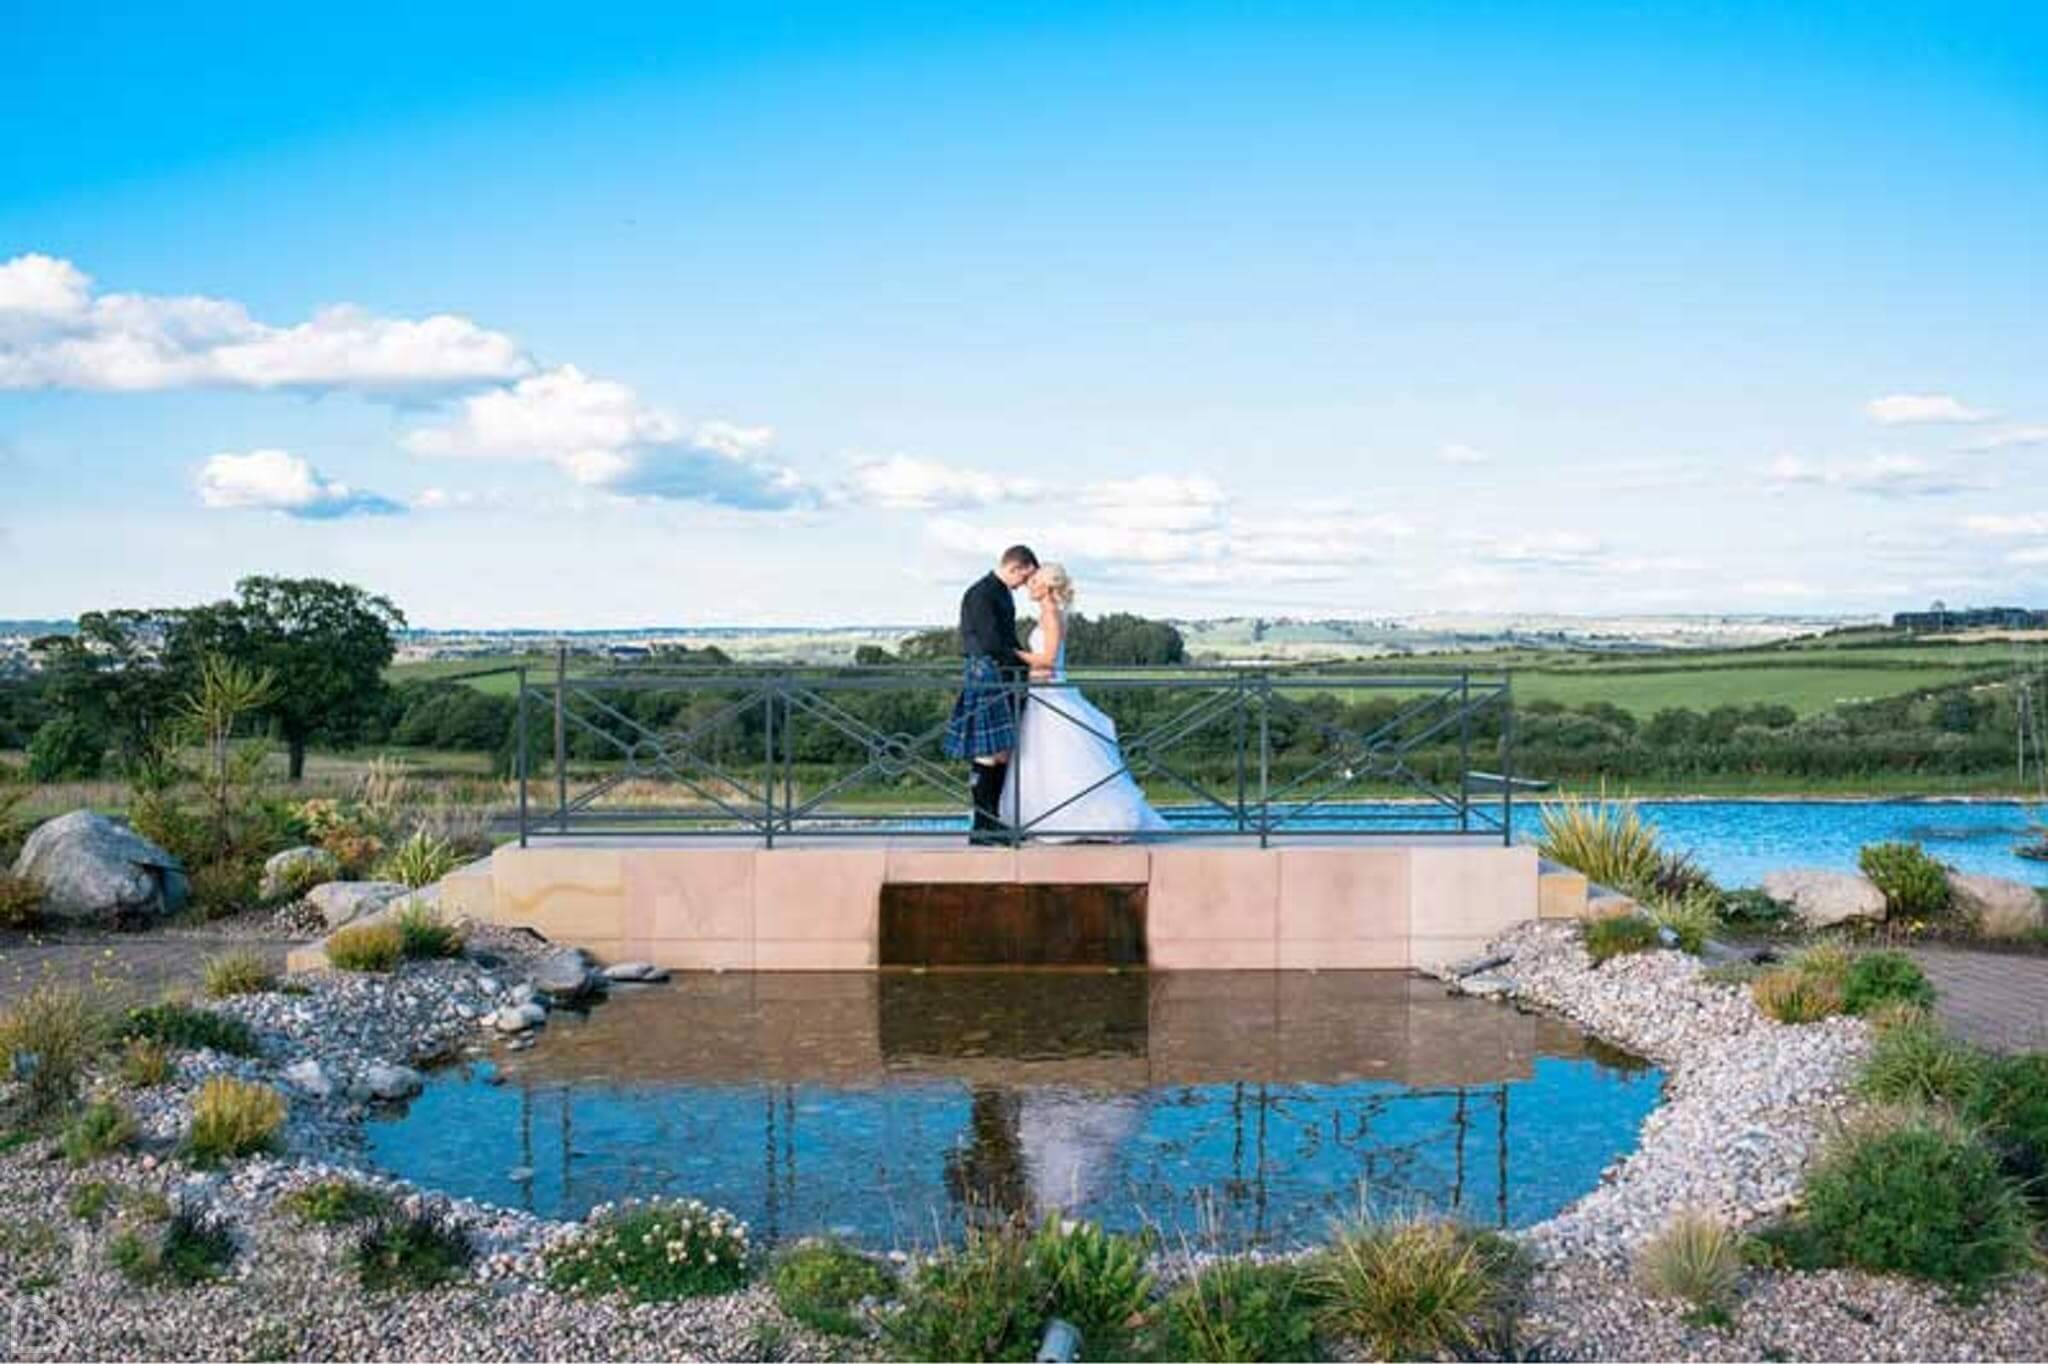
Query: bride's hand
[[1029, 667, 1053, 682]]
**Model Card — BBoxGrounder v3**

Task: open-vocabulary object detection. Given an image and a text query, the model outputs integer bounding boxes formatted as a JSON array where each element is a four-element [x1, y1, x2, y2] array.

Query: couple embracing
[[942, 544, 1167, 845]]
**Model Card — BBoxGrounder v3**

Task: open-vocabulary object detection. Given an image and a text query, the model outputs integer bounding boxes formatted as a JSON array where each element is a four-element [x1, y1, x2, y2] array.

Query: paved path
[[1909, 946, 2048, 1053], [0, 932, 294, 1008]]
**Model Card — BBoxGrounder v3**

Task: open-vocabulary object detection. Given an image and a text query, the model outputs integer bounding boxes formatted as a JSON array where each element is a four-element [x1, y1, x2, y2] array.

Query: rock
[[493, 1003, 547, 1033], [1458, 974, 1512, 998], [358, 1062, 423, 1102], [10, 809, 187, 924], [259, 846, 341, 901], [477, 976, 501, 996], [508, 982, 538, 1008], [1951, 873, 2044, 938], [1443, 950, 1512, 980], [1759, 867, 1886, 928], [283, 1059, 333, 1099], [530, 948, 603, 1003], [603, 961, 670, 984], [305, 881, 410, 931]]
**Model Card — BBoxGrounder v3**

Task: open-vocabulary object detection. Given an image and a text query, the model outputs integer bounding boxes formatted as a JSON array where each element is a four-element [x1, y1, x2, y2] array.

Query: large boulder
[[1951, 873, 2044, 939], [1760, 868, 1886, 929], [10, 810, 187, 925], [530, 947, 604, 1004], [305, 880, 410, 932], [260, 846, 341, 902]]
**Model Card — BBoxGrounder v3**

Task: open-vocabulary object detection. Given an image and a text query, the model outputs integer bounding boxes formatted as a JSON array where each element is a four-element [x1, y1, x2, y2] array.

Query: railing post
[[553, 642, 568, 834], [516, 665, 529, 848], [1459, 672, 1471, 834], [763, 677, 777, 850], [1257, 671, 1271, 849], [1234, 673, 1248, 833], [1500, 682, 1515, 848]]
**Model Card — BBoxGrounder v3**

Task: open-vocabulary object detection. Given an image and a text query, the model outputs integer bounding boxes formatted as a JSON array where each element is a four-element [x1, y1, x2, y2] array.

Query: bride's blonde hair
[[1034, 562, 1075, 608]]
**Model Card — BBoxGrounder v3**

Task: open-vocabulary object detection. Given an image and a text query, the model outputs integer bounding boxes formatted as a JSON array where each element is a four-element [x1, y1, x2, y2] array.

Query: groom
[[944, 544, 1038, 845]]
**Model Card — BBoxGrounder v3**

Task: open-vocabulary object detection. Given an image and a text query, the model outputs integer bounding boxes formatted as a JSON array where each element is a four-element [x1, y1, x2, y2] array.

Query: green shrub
[[546, 1197, 751, 1302], [1583, 914, 1663, 965], [61, 1098, 136, 1163], [353, 1210, 473, 1292], [1841, 951, 1936, 1016], [187, 858, 262, 921], [117, 1036, 175, 1088], [395, 903, 465, 960], [1536, 793, 1663, 895], [0, 870, 44, 929], [201, 949, 277, 999], [1787, 941, 1853, 983], [1154, 1259, 1319, 1362], [1857, 1019, 1984, 1107], [185, 1076, 286, 1166], [1030, 1218, 1155, 1354], [1310, 1218, 1517, 1362], [1645, 888, 1719, 955], [110, 1205, 235, 1286], [1800, 1110, 2032, 1297], [885, 1224, 1047, 1363], [27, 716, 104, 781], [121, 1001, 259, 1057], [1964, 1053, 2048, 1204], [771, 1242, 893, 1338], [0, 981, 108, 1118], [280, 1177, 390, 1226], [325, 921, 404, 972], [1635, 1212, 1741, 1322], [377, 831, 461, 890], [69, 1180, 114, 1222], [1858, 841, 1952, 920], [1719, 888, 1790, 928], [1750, 968, 1843, 1024]]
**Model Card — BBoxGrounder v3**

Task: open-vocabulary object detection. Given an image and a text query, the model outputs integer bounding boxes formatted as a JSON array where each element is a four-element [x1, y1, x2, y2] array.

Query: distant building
[[1893, 605, 2048, 632]]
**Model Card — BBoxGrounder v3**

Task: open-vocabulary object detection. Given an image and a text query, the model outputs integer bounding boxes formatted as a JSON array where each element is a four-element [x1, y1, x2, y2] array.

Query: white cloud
[[1767, 453, 1984, 497], [2007, 547, 2048, 566], [0, 253, 529, 394], [196, 449, 403, 519], [1964, 513, 2048, 538], [1962, 425, 2048, 452], [1866, 393, 1993, 425], [404, 364, 812, 510], [845, 454, 1045, 510], [1437, 443, 1489, 466], [1472, 531, 1607, 567]]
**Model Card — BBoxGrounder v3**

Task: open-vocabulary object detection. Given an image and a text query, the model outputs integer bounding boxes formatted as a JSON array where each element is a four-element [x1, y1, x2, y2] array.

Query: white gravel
[[1436, 922, 2048, 1360]]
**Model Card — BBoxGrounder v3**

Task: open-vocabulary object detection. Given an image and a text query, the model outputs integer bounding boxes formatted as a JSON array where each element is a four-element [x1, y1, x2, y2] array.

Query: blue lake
[[369, 973, 1661, 1248], [1508, 799, 2046, 887]]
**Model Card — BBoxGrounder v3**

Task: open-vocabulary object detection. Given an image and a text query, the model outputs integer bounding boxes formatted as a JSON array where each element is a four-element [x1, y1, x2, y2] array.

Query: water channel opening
[[369, 972, 1661, 1249], [880, 882, 1147, 967]]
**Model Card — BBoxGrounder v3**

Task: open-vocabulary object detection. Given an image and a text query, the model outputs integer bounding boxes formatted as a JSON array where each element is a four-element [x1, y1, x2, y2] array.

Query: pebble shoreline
[[1, 916, 2044, 1360]]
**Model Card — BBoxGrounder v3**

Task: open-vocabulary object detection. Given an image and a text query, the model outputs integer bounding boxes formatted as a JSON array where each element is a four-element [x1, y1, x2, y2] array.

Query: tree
[[181, 578, 406, 781], [31, 611, 188, 781]]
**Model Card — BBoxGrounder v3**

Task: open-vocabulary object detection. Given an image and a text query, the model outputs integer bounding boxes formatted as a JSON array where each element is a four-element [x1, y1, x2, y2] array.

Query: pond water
[[368, 973, 1659, 1249]]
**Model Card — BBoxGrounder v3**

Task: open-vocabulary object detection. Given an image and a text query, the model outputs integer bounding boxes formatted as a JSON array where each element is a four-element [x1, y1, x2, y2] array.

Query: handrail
[[513, 664, 1513, 848]]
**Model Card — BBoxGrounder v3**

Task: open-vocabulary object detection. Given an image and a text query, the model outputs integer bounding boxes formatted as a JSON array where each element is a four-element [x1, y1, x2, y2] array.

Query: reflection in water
[[368, 973, 1661, 1249]]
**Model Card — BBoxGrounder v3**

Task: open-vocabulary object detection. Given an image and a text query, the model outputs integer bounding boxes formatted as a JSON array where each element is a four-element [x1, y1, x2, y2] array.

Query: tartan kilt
[[943, 657, 1018, 759]]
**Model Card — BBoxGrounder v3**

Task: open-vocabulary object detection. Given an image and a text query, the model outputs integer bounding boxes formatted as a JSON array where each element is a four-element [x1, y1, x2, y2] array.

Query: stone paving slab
[[0, 932, 294, 1008], [1909, 946, 2048, 1053]]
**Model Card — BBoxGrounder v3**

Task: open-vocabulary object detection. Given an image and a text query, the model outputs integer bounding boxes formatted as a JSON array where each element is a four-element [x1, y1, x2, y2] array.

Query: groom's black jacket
[[959, 572, 1020, 668]]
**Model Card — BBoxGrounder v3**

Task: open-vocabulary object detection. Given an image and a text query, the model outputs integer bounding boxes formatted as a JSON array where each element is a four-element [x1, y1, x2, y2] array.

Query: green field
[[389, 638, 2028, 719]]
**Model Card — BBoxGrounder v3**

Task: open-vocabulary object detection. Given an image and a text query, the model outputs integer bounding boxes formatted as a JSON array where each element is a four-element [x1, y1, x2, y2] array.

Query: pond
[[368, 973, 1659, 1249]]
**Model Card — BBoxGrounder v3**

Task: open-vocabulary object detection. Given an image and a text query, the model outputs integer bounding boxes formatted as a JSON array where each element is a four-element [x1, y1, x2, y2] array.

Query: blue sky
[[3, 1, 2044, 626]]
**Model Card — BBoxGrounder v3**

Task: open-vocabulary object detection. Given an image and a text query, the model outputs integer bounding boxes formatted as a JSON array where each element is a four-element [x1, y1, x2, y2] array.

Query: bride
[[1002, 563, 1169, 840]]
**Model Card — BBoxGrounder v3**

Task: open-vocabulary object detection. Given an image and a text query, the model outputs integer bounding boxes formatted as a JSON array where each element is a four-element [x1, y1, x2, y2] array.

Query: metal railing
[[514, 652, 1513, 846]]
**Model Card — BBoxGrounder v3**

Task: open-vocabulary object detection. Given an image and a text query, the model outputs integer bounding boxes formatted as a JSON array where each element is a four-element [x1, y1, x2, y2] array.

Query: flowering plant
[[544, 1197, 752, 1301]]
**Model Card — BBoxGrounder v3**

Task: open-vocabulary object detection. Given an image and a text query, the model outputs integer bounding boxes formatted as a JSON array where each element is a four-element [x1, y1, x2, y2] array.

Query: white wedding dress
[[1001, 624, 1169, 840]]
